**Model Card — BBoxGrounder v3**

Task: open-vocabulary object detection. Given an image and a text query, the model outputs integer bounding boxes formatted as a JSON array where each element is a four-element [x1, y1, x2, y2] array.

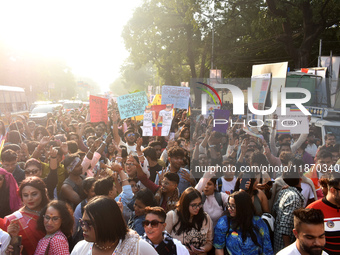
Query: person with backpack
[[194, 167, 228, 227]]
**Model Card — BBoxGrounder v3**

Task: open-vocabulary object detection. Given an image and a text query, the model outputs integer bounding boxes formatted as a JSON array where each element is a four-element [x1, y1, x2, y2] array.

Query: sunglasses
[[25, 169, 40, 175], [127, 133, 135, 137], [43, 215, 60, 222], [189, 202, 202, 209], [142, 220, 164, 228], [79, 219, 93, 230]]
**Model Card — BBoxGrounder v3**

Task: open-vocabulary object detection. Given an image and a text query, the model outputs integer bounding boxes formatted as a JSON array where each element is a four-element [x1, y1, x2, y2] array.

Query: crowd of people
[[0, 101, 339, 255]]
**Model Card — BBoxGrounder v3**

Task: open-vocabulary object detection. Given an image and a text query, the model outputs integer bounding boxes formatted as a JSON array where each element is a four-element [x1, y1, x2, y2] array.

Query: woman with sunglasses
[[34, 200, 74, 255], [0, 168, 22, 218], [214, 191, 273, 255], [71, 196, 157, 255], [165, 187, 213, 254], [142, 206, 189, 255], [4, 177, 49, 255]]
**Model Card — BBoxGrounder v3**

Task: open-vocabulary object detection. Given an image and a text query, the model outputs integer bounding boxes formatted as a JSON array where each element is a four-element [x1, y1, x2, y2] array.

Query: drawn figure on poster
[[155, 104, 173, 136], [142, 105, 156, 136]]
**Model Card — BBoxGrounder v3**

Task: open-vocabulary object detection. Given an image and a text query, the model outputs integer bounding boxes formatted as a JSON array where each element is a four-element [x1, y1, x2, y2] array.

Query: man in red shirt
[[307, 173, 340, 255]]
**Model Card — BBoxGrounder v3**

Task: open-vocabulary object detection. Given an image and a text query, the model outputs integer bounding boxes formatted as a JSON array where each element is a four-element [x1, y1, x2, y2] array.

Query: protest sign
[[142, 104, 173, 136], [161, 85, 190, 109], [213, 109, 230, 133], [152, 94, 162, 105], [276, 107, 309, 134], [90, 95, 108, 123], [117, 91, 148, 119], [204, 104, 221, 118]]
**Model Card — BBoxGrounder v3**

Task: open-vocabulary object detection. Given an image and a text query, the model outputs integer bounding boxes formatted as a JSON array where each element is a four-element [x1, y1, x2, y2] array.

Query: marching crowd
[[0, 101, 339, 255]]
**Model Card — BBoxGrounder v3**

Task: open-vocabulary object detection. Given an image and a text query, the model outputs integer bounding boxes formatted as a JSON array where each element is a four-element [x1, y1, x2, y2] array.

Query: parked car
[[29, 103, 62, 126], [62, 100, 83, 112]]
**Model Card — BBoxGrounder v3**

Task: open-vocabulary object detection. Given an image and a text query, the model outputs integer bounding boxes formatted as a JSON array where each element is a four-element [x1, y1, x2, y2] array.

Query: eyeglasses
[[142, 220, 164, 228], [79, 219, 93, 230], [131, 184, 140, 189], [25, 169, 40, 175], [227, 203, 236, 210], [125, 163, 135, 166], [43, 215, 60, 222], [127, 133, 135, 137], [189, 203, 202, 209]]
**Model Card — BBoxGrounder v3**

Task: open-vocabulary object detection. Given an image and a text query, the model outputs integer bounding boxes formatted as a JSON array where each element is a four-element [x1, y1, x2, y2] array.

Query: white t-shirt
[[158, 110, 173, 126], [219, 176, 237, 195], [276, 241, 328, 255], [71, 239, 157, 255], [301, 182, 315, 207], [143, 111, 153, 127], [0, 229, 11, 255]]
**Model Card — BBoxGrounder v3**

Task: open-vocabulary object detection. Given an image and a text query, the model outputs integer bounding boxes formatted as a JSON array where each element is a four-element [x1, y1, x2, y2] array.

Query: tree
[[122, 0, 207, 85], [266, 0, 340, 68]]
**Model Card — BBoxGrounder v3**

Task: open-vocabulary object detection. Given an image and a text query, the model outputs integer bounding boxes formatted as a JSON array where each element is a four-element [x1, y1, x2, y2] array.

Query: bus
[[0, 85, 29, 124]]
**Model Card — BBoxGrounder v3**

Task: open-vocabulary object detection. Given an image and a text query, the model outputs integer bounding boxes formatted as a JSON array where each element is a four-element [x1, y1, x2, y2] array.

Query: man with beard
[[307, 173, 340, 255], [277, 208, 328, 255]]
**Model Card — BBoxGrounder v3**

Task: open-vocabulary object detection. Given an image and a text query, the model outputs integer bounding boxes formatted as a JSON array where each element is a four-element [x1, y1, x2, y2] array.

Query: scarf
[[143, 231, 177, 255], [113, 230, 140, 254], [155, 187, 180, 213], [0, 168, 22, 211]]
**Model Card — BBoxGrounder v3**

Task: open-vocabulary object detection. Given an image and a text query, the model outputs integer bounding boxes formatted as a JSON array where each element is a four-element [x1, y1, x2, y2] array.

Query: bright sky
[[0, 0, 143, 92]]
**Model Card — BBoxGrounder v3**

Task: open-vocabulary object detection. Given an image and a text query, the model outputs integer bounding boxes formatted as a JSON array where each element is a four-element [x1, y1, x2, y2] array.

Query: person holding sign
[[155, 104, 173, 137]]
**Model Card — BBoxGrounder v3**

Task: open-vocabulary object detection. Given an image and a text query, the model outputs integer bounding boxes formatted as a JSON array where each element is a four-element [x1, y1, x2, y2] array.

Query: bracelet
[[102, 141, 107, 145], [50, 156, 57, 159], [137, 153, 144, 157], [121, 178, 128, 182]]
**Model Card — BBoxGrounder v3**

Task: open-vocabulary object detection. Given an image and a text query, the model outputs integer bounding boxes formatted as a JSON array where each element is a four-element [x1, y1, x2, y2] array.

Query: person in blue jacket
[[214, 191, 273, 255]]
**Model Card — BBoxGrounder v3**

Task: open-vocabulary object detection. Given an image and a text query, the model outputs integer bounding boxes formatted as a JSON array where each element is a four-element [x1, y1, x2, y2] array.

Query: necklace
[[94, 241, 117, 251], [24, 206, 41, 215]]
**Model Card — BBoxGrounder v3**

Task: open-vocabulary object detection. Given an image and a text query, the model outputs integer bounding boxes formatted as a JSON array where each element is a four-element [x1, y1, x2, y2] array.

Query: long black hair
[[226, 191, 260, 247], [174, 187, 207, 235]]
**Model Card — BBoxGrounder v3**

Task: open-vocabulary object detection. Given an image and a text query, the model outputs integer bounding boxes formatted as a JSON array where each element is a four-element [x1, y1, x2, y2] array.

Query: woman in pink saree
[[4, 177, 49, 255]]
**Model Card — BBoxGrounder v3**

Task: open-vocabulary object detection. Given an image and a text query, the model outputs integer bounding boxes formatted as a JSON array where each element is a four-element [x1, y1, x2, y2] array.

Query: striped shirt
[[307, 198, 340, 255]]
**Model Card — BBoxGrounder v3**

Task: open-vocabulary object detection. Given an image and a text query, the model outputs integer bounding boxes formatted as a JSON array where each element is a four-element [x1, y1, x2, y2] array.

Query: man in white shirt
[[305, 133, 318, 158], [277, 208, 328, 255]]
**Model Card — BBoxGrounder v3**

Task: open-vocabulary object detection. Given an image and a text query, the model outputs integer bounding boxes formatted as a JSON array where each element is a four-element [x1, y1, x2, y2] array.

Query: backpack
[[202, 191, 224, 210], [217, 178, 223, 192], [69, 199, 87, 251]]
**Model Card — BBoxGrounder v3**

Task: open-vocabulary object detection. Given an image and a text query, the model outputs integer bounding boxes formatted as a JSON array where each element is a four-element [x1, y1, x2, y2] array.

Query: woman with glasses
[[4, 177, 49, 255], [214, 191, 273, 255], [34, 200, 74, 255], [142, 206, 189, 255], [71, 196, 157, 255], [0, 168, 21, 218], [165, 187, 213, 254]]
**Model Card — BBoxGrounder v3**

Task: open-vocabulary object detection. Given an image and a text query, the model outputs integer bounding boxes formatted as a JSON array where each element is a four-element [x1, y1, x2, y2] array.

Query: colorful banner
[[213, 109, 230, 133], [142, 104, 173, 136], [151, 94, 162, 105], [89, 95, 108, 123], [161, 85, 190, 109], [117, 91, 148, 119]]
